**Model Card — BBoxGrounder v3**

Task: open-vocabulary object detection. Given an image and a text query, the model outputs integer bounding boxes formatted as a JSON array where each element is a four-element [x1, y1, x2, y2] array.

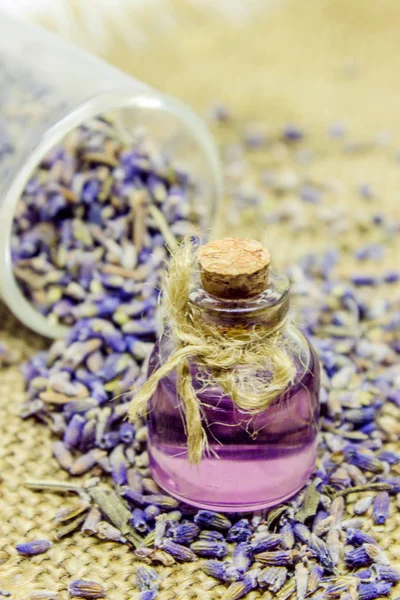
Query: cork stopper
[[197, 238, 270, 299]]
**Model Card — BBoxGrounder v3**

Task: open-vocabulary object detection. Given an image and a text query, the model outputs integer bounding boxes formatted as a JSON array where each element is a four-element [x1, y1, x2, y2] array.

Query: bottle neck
[[188, 270, 290, 333]]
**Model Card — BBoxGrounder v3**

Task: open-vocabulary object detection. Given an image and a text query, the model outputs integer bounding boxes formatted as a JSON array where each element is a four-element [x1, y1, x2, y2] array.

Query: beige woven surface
[[2, 0, 400, 598]]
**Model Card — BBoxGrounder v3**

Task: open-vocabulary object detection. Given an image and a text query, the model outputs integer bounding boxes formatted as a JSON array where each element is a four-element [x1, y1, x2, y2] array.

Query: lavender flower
[[201, 560, 232, 582], [67, 580, 106, 599], [225, 569, 260, 600], [308, 565, 324, 593], [255, 550, 297, 566], [247, 533, 282, 554], [130, 508, 149, 533], [193, 510, 231, 531], [280, 523, 295, 549], [170, 523, 199, 545], [63, 414, 85, 449], [190, 540, 228, 559], [345, 547, 373, 568], [198, 530, 225, 542], [227, 520, 252, 542], [309, 534, 335, 572], [373, 565, 400, 583], [358, 582, 392, 600], [232, 542, 251, 573], [16, 540, 52, 556], [345, 528, 377, 546], [258, 566, 287, 592], [160, 539, 197, 562], [373, 492, 390, 524], [137, 591, 157, 600], [136, 565, 160, 591]]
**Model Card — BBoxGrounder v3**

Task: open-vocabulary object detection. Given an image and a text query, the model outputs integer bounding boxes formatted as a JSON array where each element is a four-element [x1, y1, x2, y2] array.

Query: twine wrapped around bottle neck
[[128, 238, 297, 464]]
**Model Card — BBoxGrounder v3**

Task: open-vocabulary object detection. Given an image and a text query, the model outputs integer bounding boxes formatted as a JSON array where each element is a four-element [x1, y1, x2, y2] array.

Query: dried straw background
[[1, 0, 400, 598]]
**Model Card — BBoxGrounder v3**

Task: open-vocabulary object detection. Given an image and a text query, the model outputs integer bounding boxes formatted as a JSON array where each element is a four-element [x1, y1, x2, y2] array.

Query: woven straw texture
[[1, 0, 400, 598]]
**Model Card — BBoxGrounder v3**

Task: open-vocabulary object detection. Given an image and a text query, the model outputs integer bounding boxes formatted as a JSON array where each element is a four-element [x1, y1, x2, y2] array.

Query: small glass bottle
[[146, 238, 320, 512]]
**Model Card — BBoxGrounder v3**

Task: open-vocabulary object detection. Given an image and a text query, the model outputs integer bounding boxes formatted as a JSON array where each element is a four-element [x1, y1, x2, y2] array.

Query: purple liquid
[[147, 344, 320, 512]]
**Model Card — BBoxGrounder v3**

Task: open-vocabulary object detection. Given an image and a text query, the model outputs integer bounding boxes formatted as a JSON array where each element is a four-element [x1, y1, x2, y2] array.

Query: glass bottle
[[0, 12, 221, 338], [146, 238, 320, 512]]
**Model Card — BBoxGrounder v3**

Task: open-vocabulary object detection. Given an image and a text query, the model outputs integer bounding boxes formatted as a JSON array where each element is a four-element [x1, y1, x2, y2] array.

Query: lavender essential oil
[[140, 238, 320, 512]]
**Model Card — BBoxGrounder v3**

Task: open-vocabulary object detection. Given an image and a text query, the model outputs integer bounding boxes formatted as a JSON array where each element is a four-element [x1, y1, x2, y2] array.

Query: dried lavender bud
[[353, 496, 374, 515], [309, 534, 335, 571], [160, 539, 197, 562], [345, 547, 373, 568], [136, 565, 159, 591], [119, 422, 135, 444], [130, 508, 149, 533], [63, 414, 86, 449], [247, 533, 282, 555], [354, 568, 372, 580], [67, 579, 106, 599], [295, 562, 309, 600], [329, 496, 344, 529], [227, 519, 252, 542], [54, 500, 89, 523], [201, 560, 232, 582], [169, 523, 199, 545], [109, 444, 128, 486], [52, 441, 74, 471], [373, 565, 400, 583], [143, 494, 179, 509], [16, 539, 52, 556], [373, 492, 390, 524], [225, 569, 260, 600], [293, 523, 311, 543], [127, 470, 144, 494], [313, 515, 333, 537], [308, 565, 324, 593], [96, 521, 126, 543], [190, 540, 228, 559], [198, 530, 225, 542], [358, 582, 392, 600], [378, 451, 400, 465], [69, 449, 106, 476], [276, 577, 296, 600], [346, 464, 367, 486], [121, 489, 145, 506], [345, 448, 384, 473], [345, 528, 377, 546], [255, 550, 297, 566], [280, 523, 295, 549], [143, 505, 161, 522], [136, 591, 157, 600], [258, 566, 287, 592], [193, 510, 231, 530], [324, 577, 359, 597], [342, 518, 365, 530], [232, 542, 251, 573], [82, 507, 101, 536], [326, 529, 341, 566], [363, 543, 389, 566]]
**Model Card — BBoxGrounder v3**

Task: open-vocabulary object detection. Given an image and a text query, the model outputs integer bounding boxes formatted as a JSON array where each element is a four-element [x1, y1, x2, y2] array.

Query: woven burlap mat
[[2, 0, 400, 598]]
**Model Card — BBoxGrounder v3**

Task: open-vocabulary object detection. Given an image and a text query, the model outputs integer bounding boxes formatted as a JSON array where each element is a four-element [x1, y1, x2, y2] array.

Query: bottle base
[[150, 469, 311, 513], [149, 440, 317, 513]]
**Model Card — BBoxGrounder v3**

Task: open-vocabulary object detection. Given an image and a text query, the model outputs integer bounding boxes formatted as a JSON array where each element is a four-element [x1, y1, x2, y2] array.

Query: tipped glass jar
[[0, 12, 221, 338], [146, 239, 320, 512]]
